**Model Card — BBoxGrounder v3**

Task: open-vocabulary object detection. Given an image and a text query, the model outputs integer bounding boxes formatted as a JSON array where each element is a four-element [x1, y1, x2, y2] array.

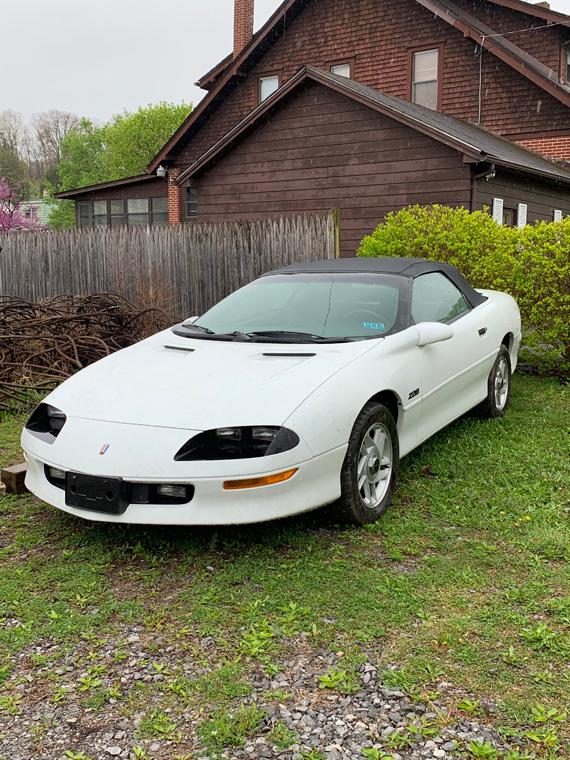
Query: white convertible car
[[22, 257, 521, 526]]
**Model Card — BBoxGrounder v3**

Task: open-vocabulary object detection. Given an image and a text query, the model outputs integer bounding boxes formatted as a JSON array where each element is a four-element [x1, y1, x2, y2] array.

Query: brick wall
[[516, 136, 570, 162], [168, 167, 182, 224], [174, 0, 570, 169], [234, 0, 254, 58]]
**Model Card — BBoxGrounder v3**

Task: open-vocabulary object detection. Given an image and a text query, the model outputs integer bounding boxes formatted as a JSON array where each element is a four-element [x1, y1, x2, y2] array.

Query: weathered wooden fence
[[0, 214, 338, 316]]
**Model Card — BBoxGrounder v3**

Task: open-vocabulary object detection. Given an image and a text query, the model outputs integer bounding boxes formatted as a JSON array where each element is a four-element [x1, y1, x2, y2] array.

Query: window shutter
[[553, 209, 563, 222], [517, 203, 528, 228], [492, 198, 504, 225]]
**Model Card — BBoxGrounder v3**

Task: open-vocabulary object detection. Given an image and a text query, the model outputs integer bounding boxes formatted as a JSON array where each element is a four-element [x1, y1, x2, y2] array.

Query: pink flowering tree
[[0, 178, 44, 233]]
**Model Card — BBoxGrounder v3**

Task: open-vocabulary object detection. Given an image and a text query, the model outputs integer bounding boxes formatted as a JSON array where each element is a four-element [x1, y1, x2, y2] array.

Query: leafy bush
[[358, 205, 569, 374]]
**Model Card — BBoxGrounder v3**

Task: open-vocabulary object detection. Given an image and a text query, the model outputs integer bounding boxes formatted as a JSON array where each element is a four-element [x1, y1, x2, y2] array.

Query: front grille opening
[[44, 466, 194, 505]]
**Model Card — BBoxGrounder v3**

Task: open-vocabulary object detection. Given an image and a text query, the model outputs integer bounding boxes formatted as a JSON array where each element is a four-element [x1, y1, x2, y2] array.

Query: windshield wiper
[[246, 331, 352, 343]]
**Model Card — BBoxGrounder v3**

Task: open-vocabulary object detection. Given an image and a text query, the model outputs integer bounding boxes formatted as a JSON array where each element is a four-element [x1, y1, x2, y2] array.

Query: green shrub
[[358, 205, 569, 374]]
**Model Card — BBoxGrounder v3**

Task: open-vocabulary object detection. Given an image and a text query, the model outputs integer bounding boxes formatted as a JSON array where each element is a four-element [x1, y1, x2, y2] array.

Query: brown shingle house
[[57, 0, 570, 254]]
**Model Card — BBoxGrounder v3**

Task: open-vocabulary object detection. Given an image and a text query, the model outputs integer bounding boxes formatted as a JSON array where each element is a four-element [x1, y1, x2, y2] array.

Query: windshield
[[179, 273, 410, 342]]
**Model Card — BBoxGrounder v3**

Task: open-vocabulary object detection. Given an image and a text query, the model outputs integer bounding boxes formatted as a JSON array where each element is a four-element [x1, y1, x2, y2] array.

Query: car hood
[[45, 329, 379, 431]]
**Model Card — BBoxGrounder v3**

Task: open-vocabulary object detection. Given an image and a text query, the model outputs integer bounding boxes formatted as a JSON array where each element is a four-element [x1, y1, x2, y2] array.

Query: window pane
[[128, 214, 149, 226], [413, 49, 438, 83], [412, 273, 470, 324], [93, 215, 108, 226], [331, 63, 351, 78], [260, 75, 279, 102], [152, 197, 168, 213], [503, 208, 516, 227], [110, 216, 126, 227], [187, 188, 198, 219], [127, 198, 149, 214], [93, 200, 107, 216], [566, 49, 570, 82], [412, 81, 438, 110], [110, 200, 124, 214], [152, 213, 169, 225], [78, 203, 91, 226]]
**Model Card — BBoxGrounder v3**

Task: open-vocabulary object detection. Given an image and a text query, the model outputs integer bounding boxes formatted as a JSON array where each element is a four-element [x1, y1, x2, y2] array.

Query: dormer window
[[412, 48, 440, 110]]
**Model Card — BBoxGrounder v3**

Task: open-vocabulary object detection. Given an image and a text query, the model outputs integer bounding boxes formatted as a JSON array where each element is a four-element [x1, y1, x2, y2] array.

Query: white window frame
[[330, 62, 351, 78], [411, 48, 440, 110], [259, 75, 280, 103]]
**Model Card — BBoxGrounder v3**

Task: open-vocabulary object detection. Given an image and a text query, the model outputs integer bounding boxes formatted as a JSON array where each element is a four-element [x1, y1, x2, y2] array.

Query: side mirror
[[416, 322, 454, 347]]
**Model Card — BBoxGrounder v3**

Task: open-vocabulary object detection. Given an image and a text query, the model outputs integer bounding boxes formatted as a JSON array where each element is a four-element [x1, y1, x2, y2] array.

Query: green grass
[[0, 374, 569, 756]]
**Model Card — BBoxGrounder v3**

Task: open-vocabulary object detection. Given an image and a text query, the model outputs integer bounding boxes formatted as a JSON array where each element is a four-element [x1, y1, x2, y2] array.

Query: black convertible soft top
[[266, 257, 487, 308]]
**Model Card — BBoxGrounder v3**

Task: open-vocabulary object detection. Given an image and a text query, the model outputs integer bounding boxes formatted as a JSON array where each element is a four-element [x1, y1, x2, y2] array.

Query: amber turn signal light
[[223, 468, 298, 491]]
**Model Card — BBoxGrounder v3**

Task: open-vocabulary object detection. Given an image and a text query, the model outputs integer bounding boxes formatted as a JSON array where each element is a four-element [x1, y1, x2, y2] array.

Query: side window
[[412, 273, 470, 324]]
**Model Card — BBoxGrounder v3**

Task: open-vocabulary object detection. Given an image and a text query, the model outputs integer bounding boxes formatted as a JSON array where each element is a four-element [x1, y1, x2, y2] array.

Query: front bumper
[[23, 444, 347, 526]]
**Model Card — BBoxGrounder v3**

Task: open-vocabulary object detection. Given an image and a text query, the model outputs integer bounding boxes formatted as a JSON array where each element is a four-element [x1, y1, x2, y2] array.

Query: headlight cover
[[25, 403, 67, 444], [174, 426, 300, 461]]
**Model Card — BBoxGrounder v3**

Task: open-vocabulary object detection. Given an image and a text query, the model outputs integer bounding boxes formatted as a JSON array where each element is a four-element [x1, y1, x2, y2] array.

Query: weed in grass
[[266, 688, 291, 702], [77, 674, 102, 692], [51, 686, 68, 704], [238, 619, 275, 658], [197, 704, 265, 751], [317, 668, 360, 694], [531, 670, 554, 684], [131, 748, 149, 760], [0, 694, 21, 715], [531, 703, 567, 723], [467, 740, 499, 759], [301, 751, 325, 760], [381, 668, 418, 693], [361, 750, 395, 760], [384, 729, 415, 750], [267, 721, 299, 750], [458, 698, 482, 715], [138, 709, 178, 740], [0, 667, 9, 686], [502, 645, 528, 666], [521, 623, 566, 653], [524, 727, 561, 750]]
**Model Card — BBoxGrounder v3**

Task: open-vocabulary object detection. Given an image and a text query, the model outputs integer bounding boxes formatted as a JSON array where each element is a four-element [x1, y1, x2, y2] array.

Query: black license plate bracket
[[65, 473, 129, 515]]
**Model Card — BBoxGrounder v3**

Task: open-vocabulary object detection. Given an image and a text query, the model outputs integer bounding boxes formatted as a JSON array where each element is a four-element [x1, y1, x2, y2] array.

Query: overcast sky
[[4, 0, 570, 123]]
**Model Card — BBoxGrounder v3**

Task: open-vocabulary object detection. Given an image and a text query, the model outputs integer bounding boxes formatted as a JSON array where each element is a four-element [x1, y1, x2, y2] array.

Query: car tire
[[475, 345, 512, 419], [337, 402, 399, 525]]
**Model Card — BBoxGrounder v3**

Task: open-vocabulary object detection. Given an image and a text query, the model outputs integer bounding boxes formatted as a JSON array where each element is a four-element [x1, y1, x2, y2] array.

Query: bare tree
[[0, 110, 29, 154], [31, 109, 80, 170]]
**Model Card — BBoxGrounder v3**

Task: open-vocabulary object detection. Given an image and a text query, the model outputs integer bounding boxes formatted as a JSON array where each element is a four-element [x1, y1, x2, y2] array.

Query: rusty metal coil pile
[[0, 294, 171, 412]]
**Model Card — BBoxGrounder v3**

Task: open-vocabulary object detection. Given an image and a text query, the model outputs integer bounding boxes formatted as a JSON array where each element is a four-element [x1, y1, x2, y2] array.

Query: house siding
[[475, 170, 570, 221], [173, 0, 570, 173], [192, 82, 473, 256]]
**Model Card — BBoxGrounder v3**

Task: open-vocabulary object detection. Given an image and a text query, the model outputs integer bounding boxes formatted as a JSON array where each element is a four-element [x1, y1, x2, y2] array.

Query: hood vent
[[262, 352, 316, 358], [163, 345, 196, 353]]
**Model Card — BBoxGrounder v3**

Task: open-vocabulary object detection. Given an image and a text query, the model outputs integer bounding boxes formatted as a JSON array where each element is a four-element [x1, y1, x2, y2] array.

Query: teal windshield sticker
[[362, 321, 385, 331]]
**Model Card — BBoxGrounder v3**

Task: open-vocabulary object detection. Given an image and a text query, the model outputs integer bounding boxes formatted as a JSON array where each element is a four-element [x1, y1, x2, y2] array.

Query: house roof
[[54, 174, 164, 200], [415, 0, 570, 107], [151, 0, 570, 173], [176, 67, 570, 187], [485, 0, 570, 23]]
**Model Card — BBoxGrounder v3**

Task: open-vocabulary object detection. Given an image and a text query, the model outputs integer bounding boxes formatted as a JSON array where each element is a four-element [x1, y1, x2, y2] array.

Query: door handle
[[478, 327, 488, 336]]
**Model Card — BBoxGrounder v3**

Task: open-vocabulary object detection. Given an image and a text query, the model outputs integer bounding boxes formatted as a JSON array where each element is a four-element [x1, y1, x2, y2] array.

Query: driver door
[[411, 272, 494, 445]]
